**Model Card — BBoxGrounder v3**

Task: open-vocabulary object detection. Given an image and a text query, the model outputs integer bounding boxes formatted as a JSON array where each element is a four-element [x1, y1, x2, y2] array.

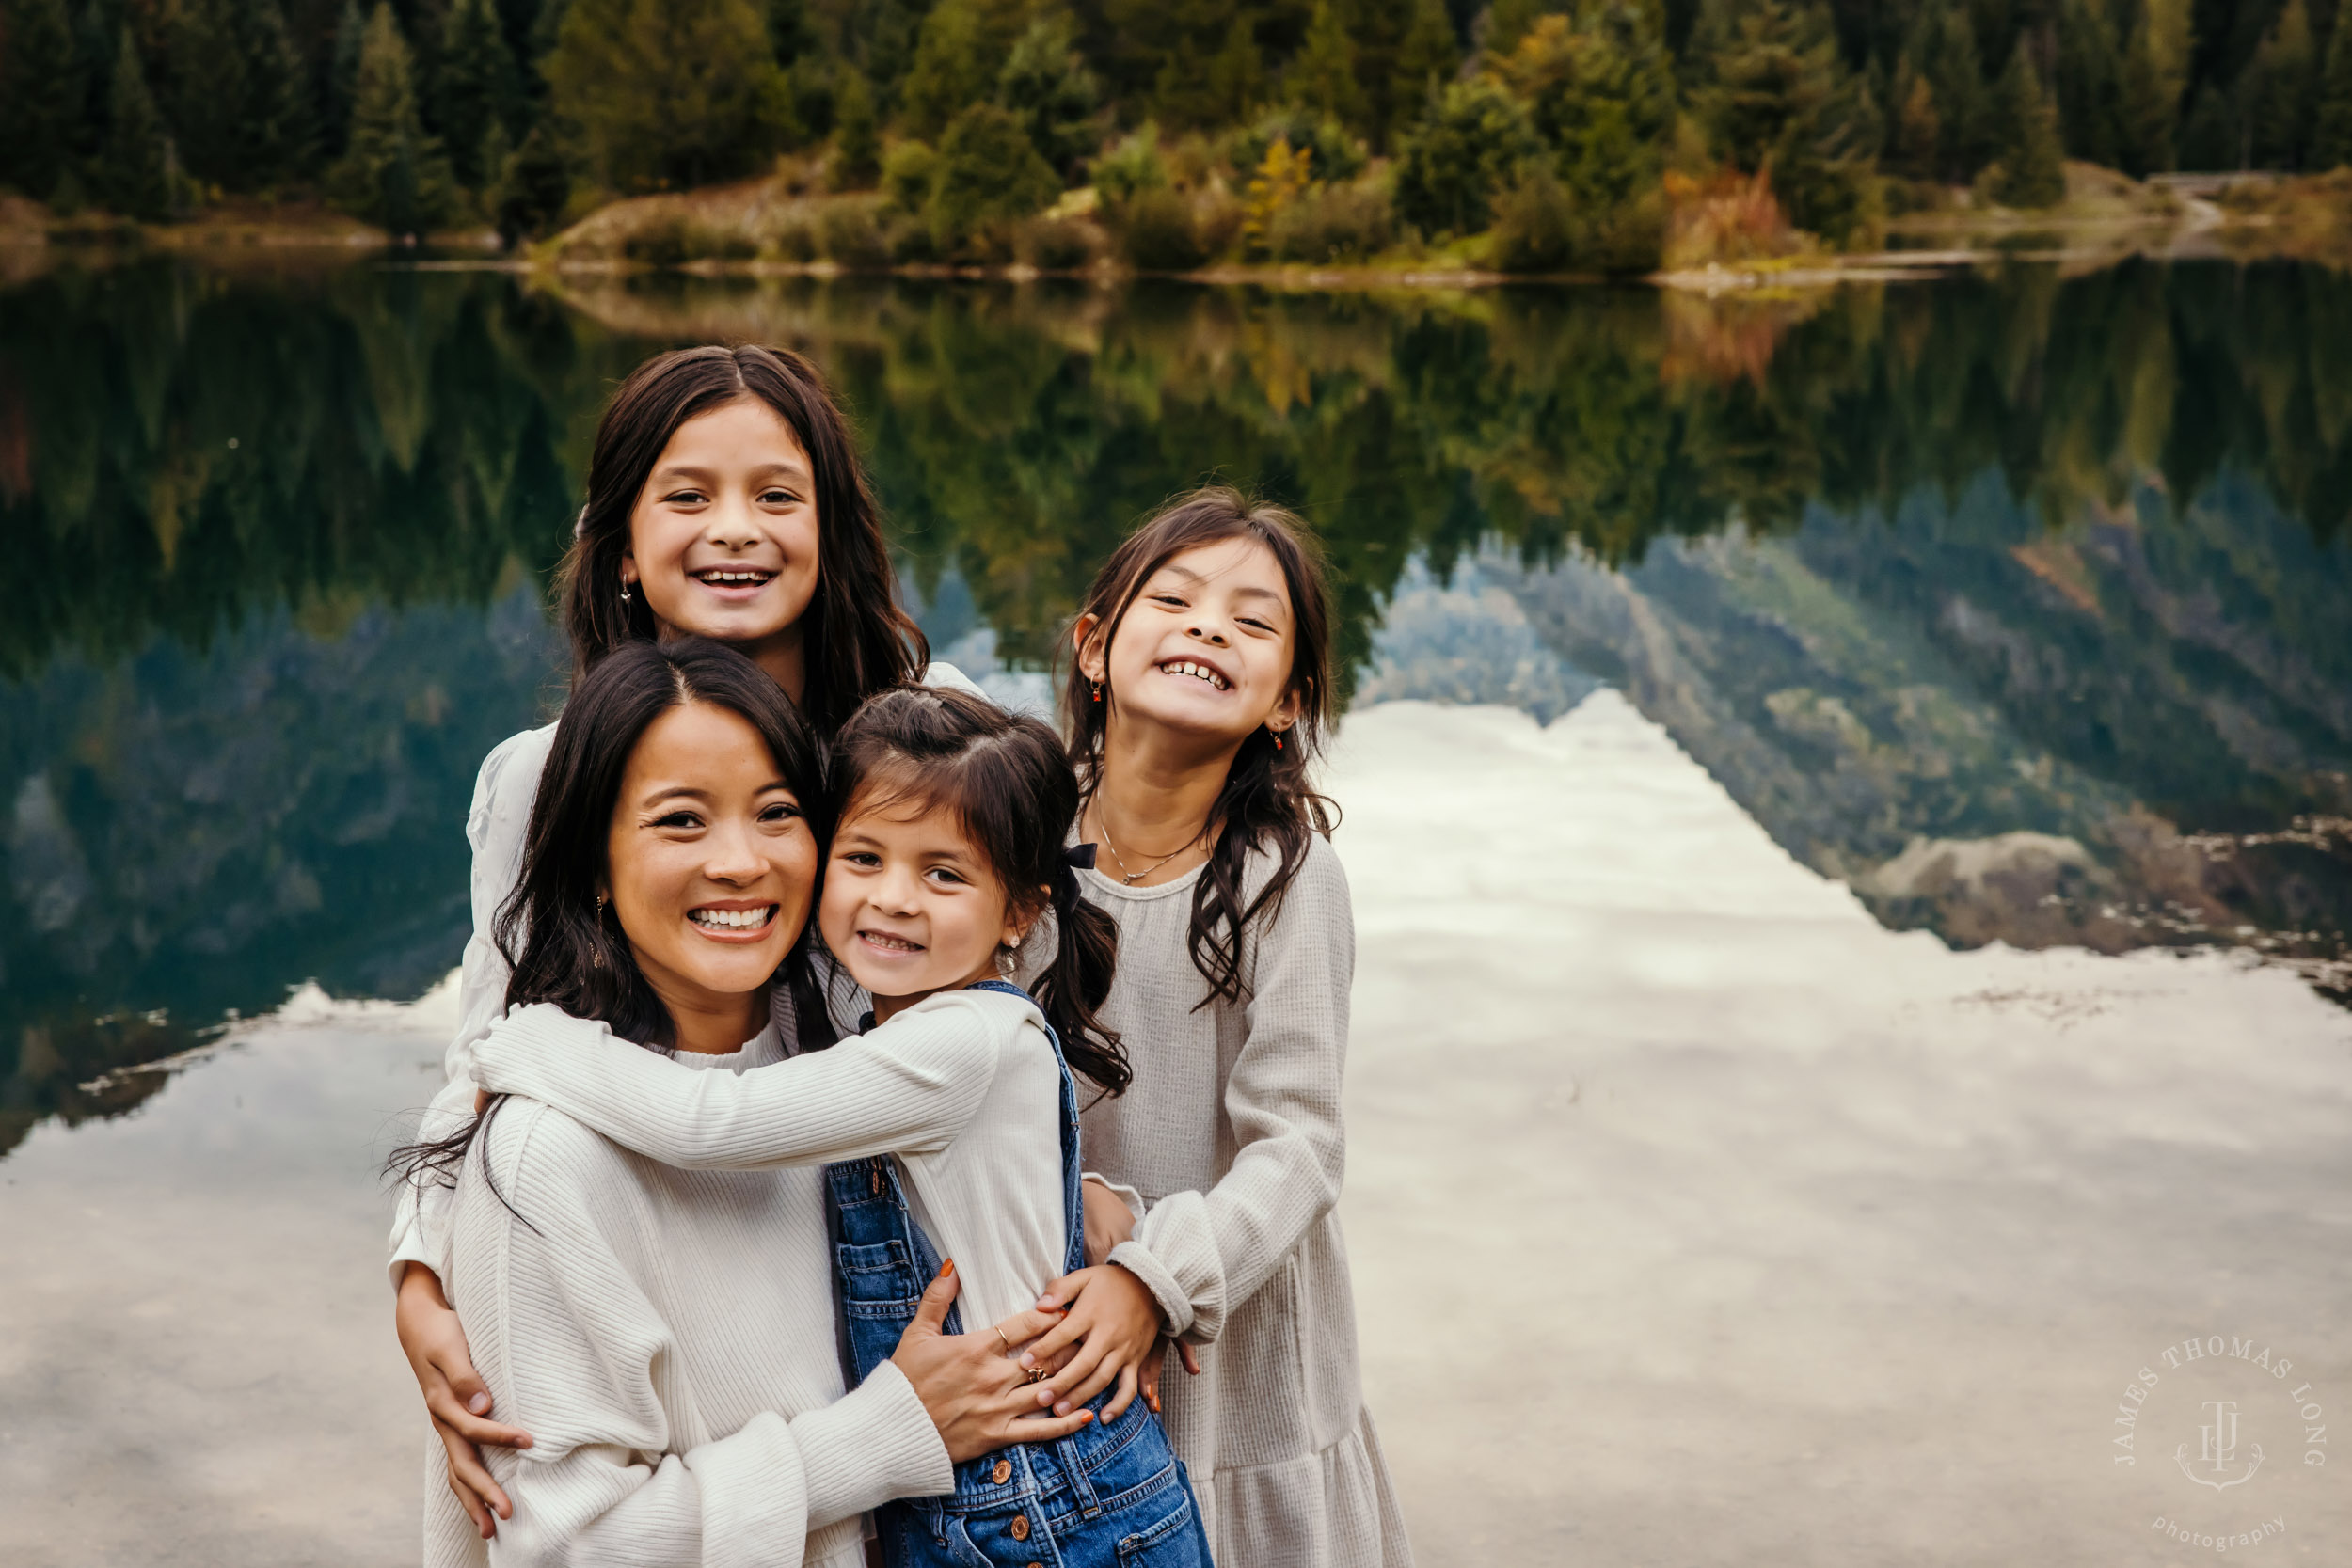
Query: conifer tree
[[1993, 40, 2065, 206], [439, 0, 524, 190], [1205, 15, 1267, 126], [491, 120, 571, 244], [2247, 0, 2318, 168], [241, 0, 317, 186], [0, 0, 84, 200], [1692, 0, 1881, 241], [166, 0, 249, 189], [2315, 6, 2352, 170], [97, 27, 174, 221], [325, 0, 370, 160], [898, 0, 1024, 139], [998, 16, 1101, 177], [831, 71, 882, 188], [1290, 0, 1365, 130], [1391, 0, 1459, 130], [1920, 2, 1991, 179], [2119, 0, 2189, 176], [543, 0, 791, 188], [2054, 0, 2124, 170], [1890, 65, 1941, 178], [331, 3, 456, 234]]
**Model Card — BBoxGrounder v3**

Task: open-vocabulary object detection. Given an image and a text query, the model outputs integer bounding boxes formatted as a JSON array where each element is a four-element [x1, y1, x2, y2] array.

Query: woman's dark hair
[[390, 638, 836, 1196], [557, 344, 929, 733], [834, 686, 1130, 1098], [1058, 487, 1336, 1006]]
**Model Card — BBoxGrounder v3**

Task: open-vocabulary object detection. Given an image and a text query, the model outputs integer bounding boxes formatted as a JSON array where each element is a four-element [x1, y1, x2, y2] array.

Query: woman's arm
[[389, 727, 556, 1532], [468, 992, 1006, 1172], [1102, 839, 1355, 1347]]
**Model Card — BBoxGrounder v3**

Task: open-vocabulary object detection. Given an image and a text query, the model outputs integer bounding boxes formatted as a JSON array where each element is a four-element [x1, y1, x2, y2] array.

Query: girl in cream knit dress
[[1058, 489, 1414, 1567]]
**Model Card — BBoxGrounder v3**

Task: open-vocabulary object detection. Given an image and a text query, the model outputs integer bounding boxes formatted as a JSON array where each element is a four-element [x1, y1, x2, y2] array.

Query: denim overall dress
[[823, 980, 1212, 1568]]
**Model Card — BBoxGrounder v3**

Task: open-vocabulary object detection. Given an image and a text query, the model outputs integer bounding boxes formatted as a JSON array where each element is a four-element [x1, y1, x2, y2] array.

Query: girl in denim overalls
[[467, 681, 1211, 1567]]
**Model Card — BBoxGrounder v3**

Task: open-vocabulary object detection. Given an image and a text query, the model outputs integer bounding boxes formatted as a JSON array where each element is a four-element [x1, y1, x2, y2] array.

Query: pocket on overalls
[[836, 1239, 920, 1314], [1111, 1483, 1209, 1568]]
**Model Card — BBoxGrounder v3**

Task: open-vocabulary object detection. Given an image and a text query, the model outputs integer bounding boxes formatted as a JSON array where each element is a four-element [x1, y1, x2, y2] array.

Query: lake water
[[2, 258, 2349, 1565]]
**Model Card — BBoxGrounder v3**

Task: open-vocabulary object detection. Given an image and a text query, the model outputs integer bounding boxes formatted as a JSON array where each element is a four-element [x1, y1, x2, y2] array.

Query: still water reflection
[[4, 258, 2348, 1155]]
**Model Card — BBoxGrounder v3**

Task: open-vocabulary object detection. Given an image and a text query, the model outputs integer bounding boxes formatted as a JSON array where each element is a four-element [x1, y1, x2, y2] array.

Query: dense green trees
[[330, 4, 455, 234], [9, 0, 2352, 246]]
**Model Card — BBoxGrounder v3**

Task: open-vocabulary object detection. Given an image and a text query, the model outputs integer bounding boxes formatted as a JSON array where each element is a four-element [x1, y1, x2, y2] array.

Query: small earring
[[620, 583, 633, 605], [1272, 729, 1283, 750], [1090, 680, 1102, 703]]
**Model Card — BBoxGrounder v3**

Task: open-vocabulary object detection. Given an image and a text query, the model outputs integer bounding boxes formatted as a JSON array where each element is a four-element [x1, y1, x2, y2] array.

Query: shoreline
[[2, 198, 2341, 293]]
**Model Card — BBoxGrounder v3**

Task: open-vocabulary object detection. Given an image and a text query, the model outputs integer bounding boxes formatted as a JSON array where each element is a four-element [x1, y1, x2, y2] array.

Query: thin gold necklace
[[1091, 805, 1202, 885]]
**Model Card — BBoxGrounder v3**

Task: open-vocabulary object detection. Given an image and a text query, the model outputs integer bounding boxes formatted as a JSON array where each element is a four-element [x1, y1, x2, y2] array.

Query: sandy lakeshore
[[2, 695, 2345, 1566]]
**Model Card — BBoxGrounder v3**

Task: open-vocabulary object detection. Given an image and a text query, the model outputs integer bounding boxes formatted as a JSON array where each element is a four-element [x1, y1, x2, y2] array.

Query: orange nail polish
[[942, 1259, 955, 1276]]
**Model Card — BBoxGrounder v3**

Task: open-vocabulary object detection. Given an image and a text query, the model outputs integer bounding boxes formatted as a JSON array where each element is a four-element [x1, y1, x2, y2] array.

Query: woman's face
[[1081, 537, 1303, 746], [604, 701, 818, 1023], [622, 397, 822, 662]]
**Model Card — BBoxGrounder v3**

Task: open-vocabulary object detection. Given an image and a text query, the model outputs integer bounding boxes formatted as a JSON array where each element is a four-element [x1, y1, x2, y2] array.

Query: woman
[[392, 343, 991, 1535], [400, 638, 1093, 1566]]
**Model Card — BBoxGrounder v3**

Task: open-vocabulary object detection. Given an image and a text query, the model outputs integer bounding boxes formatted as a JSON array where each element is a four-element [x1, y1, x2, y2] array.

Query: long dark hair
[[834, 686, 1131, 1097], [390, 638, 837, 1195], [558, 344, 929, 733], [1060, 487, 1337, 1006]]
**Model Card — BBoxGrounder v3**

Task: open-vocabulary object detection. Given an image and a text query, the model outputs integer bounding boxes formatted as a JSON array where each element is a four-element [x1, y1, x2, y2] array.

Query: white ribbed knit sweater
[[423, 1027, 953, 1568]]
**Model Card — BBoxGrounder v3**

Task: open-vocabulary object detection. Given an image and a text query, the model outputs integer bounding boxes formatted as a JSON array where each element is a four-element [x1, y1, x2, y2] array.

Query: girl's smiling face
[[1081, 537, 1303, 746], [604, 701, 818, 1037], [818, 792, 1027, 1022], [621, 397, 821, 663]]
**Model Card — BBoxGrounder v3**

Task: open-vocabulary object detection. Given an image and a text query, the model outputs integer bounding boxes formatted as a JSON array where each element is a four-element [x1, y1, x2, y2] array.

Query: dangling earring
[[592, 893, 608, 967], [1090, 680, 1103, 703], [1271, 728, 1284, 751], [620, 582, 633, 606]]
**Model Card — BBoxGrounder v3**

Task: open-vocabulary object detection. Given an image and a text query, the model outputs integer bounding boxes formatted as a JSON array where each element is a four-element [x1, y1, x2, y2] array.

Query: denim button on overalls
[[823, 981, 1213, 1568]]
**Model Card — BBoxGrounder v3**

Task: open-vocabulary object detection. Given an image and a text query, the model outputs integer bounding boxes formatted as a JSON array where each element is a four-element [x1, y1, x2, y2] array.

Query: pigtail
[[1036, 847, 1129, 1097]]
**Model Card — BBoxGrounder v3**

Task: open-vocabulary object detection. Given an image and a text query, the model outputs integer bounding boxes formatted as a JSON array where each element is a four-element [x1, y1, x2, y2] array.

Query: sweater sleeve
[[468, 1106, 951, 1568], [387, 726, 553, 1290], [1107, 838, 1354, 1346], [469, 994, 1006, 1171]]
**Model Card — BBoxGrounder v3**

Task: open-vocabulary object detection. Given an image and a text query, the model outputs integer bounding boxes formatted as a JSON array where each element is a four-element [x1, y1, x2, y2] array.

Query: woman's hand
[[1022, 1264, 1165, 1421], [891, 1261, 1096, 1463], [1079, 1177, 1136, 1269], [396, 1261, 533, 1540]]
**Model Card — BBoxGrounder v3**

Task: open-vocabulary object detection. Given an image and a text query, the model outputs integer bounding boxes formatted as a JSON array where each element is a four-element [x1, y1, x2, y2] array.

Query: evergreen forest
[[4, 0, 2352, 269]]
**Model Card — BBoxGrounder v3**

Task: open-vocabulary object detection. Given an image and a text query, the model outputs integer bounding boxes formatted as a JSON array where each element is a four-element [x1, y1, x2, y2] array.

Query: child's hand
[[1079, 1177, 1136, 1268], [1136, 1336, 1204, 1413], [1023, 1264, 1165, 1420]]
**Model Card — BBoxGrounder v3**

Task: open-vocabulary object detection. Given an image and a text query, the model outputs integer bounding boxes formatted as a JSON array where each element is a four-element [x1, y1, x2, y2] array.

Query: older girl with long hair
[[391, 344, 991, 1535]]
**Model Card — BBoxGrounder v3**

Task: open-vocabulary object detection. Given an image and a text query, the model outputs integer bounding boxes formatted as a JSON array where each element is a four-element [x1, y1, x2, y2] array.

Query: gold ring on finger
[[1024, 1364, 1050, 1385], [993, 1327, 1012, 1355]]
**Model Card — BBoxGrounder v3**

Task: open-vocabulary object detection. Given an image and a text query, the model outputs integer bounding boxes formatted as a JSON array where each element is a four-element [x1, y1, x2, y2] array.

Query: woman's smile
[[686, 899, 780, 939]]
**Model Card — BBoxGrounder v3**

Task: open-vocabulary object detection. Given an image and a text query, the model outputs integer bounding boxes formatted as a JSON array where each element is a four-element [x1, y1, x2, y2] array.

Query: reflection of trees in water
[[4, 257, 2351, 1132]]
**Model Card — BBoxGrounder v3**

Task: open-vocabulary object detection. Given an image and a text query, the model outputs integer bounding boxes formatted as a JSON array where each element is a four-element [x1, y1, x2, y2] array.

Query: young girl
[[462, 683, 1213, 1568], [1032, 489, 1415, 1565], [393, 343, 991, 1535], [402, 639, 1094, 1568]]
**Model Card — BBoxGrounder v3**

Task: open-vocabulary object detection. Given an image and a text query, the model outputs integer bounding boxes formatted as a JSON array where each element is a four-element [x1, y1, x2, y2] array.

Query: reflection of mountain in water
[[7, 255, 2352, 1152], [0, 594, 562, 1156], [1485, 467, 2352, 1000]]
